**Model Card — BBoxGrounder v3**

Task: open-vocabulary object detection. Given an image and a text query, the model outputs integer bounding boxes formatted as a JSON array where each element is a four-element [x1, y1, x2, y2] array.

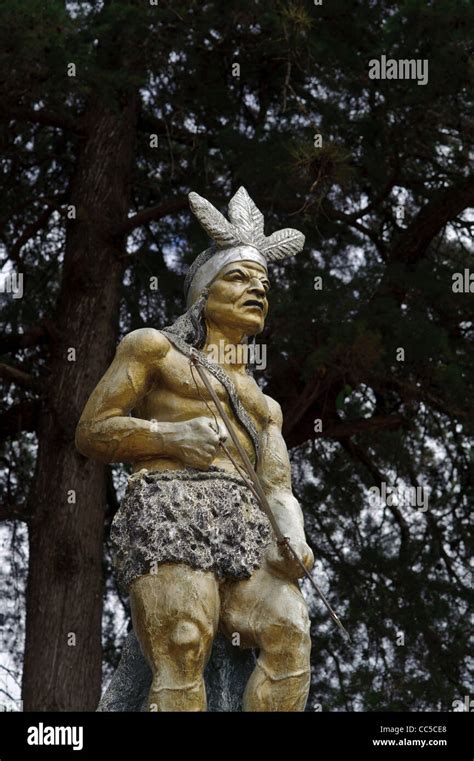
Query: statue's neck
[[203, 324, 249, 371]]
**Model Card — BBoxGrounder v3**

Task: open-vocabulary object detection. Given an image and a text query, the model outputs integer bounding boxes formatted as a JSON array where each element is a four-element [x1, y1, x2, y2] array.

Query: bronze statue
[[76, 187, 314, 711]]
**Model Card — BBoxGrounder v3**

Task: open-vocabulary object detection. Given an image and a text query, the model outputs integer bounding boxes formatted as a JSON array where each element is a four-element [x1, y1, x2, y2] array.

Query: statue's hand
[[265, 538, 314, 581], [167, 416, 226, 469]]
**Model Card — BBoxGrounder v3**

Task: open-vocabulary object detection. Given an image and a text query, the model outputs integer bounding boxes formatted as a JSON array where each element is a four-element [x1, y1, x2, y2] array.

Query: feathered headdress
[[184, 186, 305, 306]]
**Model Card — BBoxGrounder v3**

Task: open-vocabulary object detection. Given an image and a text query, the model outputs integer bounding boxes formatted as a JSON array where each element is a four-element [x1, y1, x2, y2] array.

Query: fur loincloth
[[110, 467, 272, 593]]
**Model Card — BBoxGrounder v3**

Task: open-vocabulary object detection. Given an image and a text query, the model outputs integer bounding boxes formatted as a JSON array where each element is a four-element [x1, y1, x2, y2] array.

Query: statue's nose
[[248, 278, 266, 296]]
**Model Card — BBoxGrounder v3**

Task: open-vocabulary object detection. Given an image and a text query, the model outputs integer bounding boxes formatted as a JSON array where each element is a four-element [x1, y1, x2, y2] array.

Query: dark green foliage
[[0, 0, 472, 711]]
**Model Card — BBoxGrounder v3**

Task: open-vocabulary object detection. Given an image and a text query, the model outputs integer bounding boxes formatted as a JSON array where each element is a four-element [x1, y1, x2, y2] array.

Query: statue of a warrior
[[76, 187, 314, 711]]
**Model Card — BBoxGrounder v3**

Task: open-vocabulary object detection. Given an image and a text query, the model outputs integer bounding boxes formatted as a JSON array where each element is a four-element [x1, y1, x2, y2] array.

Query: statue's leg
[[129, 563, 220, 711], [219, 565, 311, 711]]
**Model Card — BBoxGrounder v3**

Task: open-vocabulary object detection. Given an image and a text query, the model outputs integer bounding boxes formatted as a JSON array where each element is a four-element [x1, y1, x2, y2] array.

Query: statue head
[[164, 188, 304, 350], [183, 187, 305, 342], [203, 257, 270, 338]]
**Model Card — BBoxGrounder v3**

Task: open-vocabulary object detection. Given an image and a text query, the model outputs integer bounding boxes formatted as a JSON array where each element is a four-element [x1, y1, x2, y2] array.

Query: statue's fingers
[[217, 423, 228, 442]]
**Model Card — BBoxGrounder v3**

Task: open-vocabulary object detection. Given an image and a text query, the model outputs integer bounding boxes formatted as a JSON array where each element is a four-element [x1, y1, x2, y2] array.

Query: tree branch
[[8, 197, 67, 266], [390, 174, 474, 265], [0, 363, 39, 390], [0, 106, 82, 136], [371, 376, 467, 423], [282, 368, 328, 441], [137, 112, 202, 147], [340, 439, 411, 558], [117, 198, 189, 237], [315, 414, 406, 439], [322, 201, 387, 257], [341, 169, 399, 222]]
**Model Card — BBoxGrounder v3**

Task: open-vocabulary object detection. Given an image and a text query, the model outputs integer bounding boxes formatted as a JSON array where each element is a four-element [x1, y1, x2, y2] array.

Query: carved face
[[205, 260, 270, 336]]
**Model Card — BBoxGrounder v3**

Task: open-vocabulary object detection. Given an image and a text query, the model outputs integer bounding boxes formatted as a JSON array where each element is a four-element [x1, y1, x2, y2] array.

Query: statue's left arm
[[257, 395, 314, 580]]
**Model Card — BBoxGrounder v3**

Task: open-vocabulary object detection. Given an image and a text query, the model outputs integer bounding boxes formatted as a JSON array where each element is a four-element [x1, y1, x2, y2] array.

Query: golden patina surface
[[76, 189, 313, 711]]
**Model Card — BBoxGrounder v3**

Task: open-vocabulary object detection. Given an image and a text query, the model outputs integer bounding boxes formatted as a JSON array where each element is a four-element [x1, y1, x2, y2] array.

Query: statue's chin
[[209, 319, 264, 338], [205, 307, 265, 336], [234, 316, 265, 335]]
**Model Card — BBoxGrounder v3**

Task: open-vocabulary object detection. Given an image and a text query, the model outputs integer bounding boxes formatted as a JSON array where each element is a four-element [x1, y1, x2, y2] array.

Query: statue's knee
[[261, 609, 311, 665], [169, 620, 202, 650], [167, 619, 214, 666], [147, 619, 209, 689], [261, 621, 311, 685], [284, 619, 311, 657], [296, 623, 312, 662]]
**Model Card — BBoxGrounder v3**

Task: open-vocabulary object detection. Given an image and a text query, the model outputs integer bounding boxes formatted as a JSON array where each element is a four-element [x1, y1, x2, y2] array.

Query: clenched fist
[[265, 537, 314, 581], [165, 416, 227, 469]]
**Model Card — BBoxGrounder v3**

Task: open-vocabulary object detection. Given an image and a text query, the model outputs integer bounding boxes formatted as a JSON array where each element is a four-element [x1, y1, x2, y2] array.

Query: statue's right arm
[[75, 328, 176, 463]]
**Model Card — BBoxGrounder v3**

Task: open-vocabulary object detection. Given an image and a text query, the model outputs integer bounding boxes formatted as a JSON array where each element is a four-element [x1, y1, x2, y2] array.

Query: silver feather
[[227, 186, 265, 247], [188, 192, 241, 249], [260, 228, 305, 261], [189, 188, 304, 261]]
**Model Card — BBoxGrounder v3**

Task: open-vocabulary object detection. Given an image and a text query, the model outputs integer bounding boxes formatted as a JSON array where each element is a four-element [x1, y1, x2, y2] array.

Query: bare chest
[[138, 347, 269, 432]]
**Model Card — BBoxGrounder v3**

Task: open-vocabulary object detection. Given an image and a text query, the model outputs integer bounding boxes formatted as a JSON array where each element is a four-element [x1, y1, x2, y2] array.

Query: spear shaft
[[190, 350, 350, 641]]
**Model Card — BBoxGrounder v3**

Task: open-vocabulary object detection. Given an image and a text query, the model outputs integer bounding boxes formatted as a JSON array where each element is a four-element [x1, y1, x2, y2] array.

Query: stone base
[[97, 626, 256, 712]]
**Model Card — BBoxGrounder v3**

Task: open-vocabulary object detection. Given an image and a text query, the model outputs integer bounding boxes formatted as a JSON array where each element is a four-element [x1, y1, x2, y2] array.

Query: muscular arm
[[257, 395, 314, 577], [75, 328, 177, 463]]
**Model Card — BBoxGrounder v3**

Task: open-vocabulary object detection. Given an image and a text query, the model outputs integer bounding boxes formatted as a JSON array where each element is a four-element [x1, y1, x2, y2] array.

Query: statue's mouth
[[242, 299, 264, 311]]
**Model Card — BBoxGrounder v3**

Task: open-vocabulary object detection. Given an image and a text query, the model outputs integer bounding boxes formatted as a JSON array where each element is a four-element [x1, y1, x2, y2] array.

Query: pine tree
[[0, 0, 472, 710]]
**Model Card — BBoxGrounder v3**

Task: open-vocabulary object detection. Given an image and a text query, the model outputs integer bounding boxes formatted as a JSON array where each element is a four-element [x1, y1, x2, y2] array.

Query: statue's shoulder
[[263, 394, 283, 429], [116, 328, 171, 362]]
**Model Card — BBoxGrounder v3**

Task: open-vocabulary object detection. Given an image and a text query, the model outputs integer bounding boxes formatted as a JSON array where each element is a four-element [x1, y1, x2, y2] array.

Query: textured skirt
[[109, 467, 272, 593]]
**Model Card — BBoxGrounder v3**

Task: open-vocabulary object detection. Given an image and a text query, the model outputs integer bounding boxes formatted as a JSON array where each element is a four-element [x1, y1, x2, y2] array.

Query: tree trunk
[[22, 90, 138, 711]]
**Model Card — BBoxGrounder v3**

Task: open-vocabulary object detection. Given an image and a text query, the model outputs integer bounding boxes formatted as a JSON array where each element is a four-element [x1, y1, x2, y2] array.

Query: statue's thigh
[[129, 563, 220, 666], [219, 566, 310, 651]]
